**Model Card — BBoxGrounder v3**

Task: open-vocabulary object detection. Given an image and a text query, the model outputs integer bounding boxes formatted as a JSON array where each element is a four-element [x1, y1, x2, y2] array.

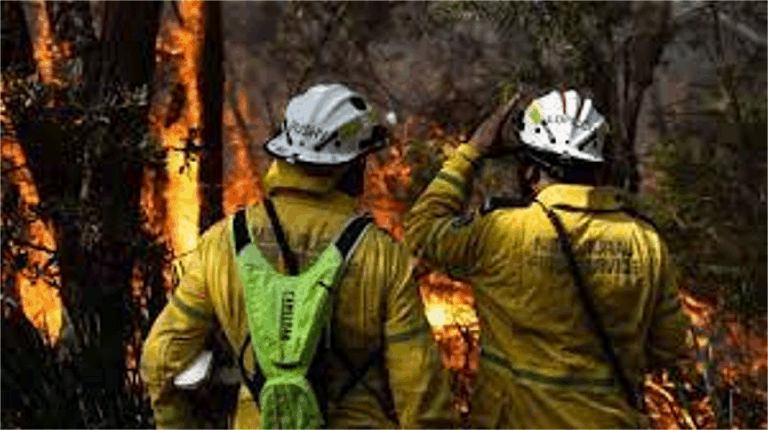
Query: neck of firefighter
[[279, 159, 364, 198], [524, 164, 555, 196], [522, 159, 604, 196]]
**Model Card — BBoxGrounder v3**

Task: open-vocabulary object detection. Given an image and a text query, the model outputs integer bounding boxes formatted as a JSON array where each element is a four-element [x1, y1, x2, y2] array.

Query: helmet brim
[[264, 132, 360, 167]]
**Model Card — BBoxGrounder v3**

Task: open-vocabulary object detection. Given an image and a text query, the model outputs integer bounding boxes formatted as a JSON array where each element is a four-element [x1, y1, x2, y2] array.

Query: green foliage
[[644, 96, 767, 318]]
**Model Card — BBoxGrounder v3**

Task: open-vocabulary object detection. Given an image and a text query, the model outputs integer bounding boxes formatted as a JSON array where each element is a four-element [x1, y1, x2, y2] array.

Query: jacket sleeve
[[382, 240, 459, 428], [403, 143, 496, 277], [140, 240, 216, 429], [647, 239, 693, 368]]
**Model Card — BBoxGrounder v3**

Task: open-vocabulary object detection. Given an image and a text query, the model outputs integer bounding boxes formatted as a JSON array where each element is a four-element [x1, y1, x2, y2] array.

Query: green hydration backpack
[[231, 199, 372, 429]]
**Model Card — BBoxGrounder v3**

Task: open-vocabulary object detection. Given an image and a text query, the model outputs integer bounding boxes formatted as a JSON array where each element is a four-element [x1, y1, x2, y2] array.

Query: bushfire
[[5, 4, 765, 429]]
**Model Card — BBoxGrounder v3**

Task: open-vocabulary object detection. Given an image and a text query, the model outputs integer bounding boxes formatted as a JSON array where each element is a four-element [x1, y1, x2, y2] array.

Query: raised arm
[[403, 143, 497, 275], [404, 92, 529, 275]]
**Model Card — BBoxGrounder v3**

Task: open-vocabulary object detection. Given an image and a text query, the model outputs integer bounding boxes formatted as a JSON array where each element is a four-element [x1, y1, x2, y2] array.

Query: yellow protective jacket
[[403, 144, 692, 429], [141, 159, 457, 429]]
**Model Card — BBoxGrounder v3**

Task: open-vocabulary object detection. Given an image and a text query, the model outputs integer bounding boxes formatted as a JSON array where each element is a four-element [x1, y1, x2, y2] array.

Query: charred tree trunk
[[199, 0, 224, 232], [577, 3, 671, 192], [1, 1, 35, 75], [8, 0, 165, 418], [75, 0, 163, 404], [84, 1, 162, 103], [45, 1, 97, 53], [45, 1, 97, 83], [612, 2, 671, 192]]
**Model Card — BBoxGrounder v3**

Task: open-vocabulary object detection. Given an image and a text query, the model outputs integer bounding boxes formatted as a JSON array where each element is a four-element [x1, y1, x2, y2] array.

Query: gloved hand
[[469, 87, 535, 157]]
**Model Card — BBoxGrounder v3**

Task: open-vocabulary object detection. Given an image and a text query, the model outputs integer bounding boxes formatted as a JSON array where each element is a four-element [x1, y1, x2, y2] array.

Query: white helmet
[[518, 89, 606, 163], [265, 83, 387, 165]]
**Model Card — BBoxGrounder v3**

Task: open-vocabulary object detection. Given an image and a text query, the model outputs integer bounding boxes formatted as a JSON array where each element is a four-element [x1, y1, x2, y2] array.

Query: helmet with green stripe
[[518, 89, 607, 164]]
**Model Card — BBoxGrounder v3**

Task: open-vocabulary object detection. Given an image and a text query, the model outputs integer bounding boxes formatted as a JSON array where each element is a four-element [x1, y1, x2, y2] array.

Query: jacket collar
[[261, 159, 358, 213], [263, 159, 345, 196], [535, 183, 623, 211]]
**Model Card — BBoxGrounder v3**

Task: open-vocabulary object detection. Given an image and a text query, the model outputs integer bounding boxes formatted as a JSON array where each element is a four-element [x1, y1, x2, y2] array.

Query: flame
[[30, 0, 56, 84], [2, 2, 64, 341], [1, 131, 62, 342], [222, 85, 264, 215], [14, 1, 756, 420], [359, 116, 481, 412], [357, 110, 767, 426], [151, 0, 205, 261], [356, 115, 766, 427]]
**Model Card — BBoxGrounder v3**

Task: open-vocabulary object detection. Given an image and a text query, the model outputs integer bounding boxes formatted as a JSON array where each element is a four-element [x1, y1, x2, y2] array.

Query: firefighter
[[140, 83, 456, 429], [403, 89, 692, 428]]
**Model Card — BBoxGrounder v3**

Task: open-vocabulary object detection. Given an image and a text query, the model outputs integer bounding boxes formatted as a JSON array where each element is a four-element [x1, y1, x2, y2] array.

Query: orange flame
[[152, 0, 205, 261], [222, 85, 264, 215], [360, 116, 481, 389], [1, 131, 62, 342], [30, 0, 56, 84], [3, 1, 64, 341]]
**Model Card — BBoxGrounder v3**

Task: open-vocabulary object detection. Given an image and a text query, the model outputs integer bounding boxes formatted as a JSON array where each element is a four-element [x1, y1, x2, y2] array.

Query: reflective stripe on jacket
[[403, 143, 691, 429], [140, 159, 457, 429]]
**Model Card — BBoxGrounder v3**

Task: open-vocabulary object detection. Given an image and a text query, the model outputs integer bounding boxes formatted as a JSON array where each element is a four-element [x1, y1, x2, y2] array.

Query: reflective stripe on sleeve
[[481, 349, 619, 389], [435, 172, 467, 194], [387, 323, 430, 343], [170, 294, 211, 322]]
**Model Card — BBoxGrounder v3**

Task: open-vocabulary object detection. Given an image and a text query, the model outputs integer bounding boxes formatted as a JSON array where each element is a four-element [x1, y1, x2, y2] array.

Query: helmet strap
[[524, 150, 566, 181], [338, 156, 366, 197]]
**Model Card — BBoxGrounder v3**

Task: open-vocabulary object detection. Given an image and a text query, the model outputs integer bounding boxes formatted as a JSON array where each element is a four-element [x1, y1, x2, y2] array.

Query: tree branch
[[717, 12, 767, 47], [9, 238, 57, 255]]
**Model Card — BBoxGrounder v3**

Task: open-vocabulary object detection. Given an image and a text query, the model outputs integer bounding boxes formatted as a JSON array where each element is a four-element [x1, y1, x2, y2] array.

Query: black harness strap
[[334, 216, 372, 259], [263, 198, 299, 275], [329, 216, 399, 423], [238, 333, 264, 402], [535, 200, 643, 410], [233, 209, 251, 253]]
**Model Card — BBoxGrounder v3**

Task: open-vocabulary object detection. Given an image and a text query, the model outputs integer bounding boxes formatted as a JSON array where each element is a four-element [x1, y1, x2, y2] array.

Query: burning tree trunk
[[8, 0, 164, 417], [198, 0, 224, 232], [3, 0, 165, 426], [44, 1, 97, 84], [154, 0, 205, 260]]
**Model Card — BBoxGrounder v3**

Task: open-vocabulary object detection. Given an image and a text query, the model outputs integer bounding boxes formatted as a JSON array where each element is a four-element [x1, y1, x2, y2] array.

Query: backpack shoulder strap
[[233, 208, 252, 254], [321, 214, 399, 422], [534, 199, 642, 410], [231, 209, 267, 406], [263, 198, 299, 275], [333, 214, 374, 263]]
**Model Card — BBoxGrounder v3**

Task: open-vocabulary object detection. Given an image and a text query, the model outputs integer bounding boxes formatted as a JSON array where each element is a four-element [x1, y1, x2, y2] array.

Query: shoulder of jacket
[[479, 196, 534, 216], [360, 222, 400, 250], [353, 221, 411, 257], [204, 206, 258, 249], [611, 192, 664, 234], [620, 206, 663, 235]]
